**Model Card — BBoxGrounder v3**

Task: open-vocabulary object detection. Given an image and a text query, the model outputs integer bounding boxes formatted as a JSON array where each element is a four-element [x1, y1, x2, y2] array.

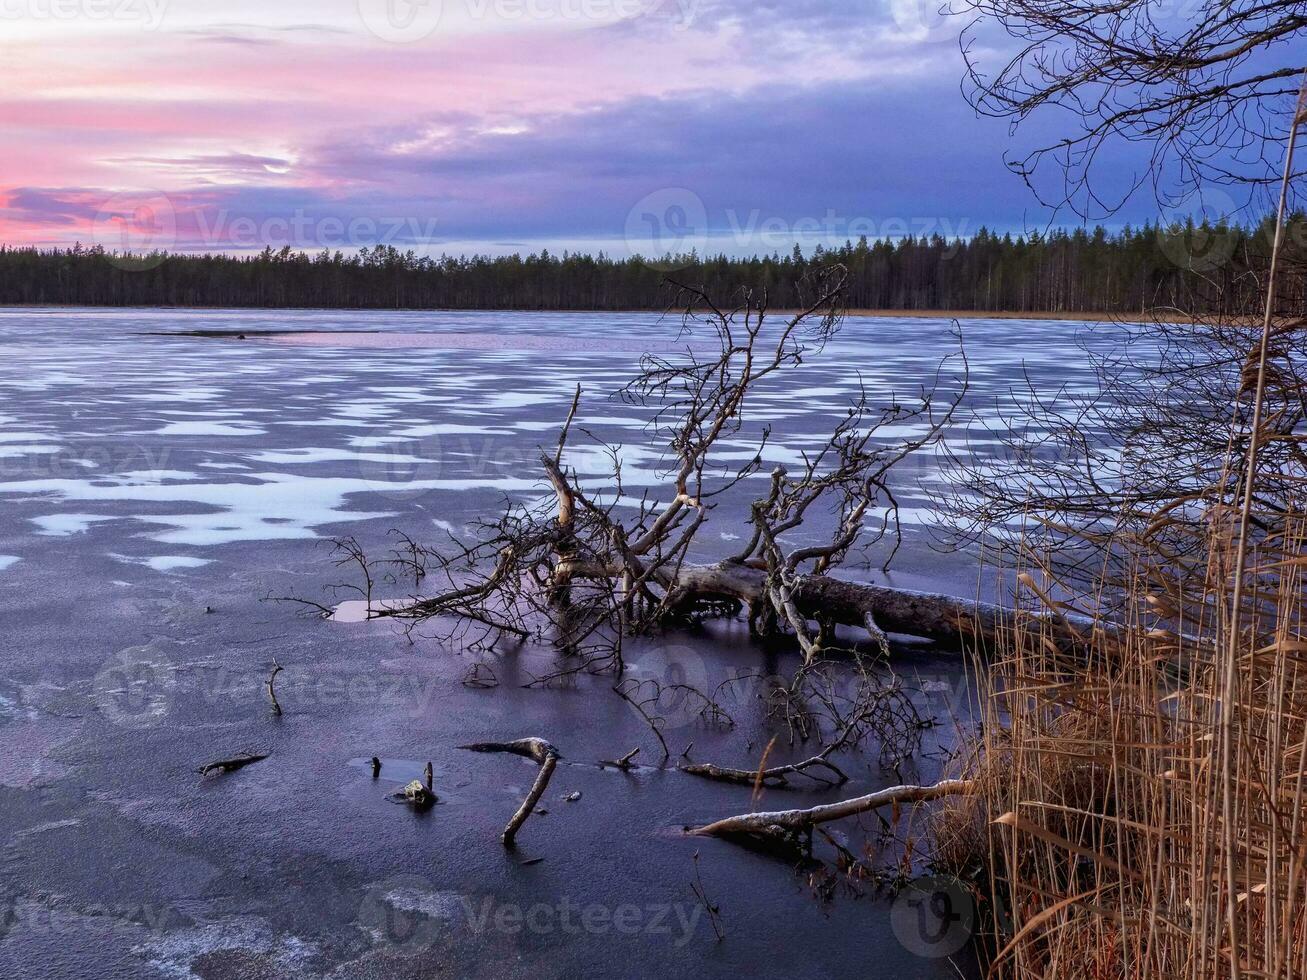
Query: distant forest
[[2, 218, 1304, 314]]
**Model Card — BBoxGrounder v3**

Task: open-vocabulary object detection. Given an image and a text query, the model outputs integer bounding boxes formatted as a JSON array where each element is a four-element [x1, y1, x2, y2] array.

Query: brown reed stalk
[[1218, 71, 1307, 979], [940, 74, 1307, 979]]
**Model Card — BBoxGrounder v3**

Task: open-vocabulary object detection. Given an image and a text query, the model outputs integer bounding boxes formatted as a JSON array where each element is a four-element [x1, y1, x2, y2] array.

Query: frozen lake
[[0, 308, 1115, 978]]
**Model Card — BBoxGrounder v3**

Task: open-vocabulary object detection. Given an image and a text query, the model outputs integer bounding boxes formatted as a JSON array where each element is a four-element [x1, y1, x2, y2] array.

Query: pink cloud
[[0, 4, 956, 249]]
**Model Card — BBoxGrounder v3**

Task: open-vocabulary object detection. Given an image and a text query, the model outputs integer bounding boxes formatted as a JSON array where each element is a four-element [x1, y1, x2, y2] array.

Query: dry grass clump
[[948, 513, 1307, 978], [936, 101, 1307, 974]]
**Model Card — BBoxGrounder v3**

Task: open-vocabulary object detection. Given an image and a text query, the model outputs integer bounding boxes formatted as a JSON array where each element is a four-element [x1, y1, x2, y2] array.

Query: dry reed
[[940, 73, 1307, 979]]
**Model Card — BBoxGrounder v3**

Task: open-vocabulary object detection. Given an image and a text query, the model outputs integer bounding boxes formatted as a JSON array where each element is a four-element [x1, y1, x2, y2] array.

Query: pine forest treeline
[[2, 218, 1305, 314]]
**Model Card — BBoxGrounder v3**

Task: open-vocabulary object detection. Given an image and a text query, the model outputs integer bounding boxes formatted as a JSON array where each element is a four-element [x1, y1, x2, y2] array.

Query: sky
[[0, 0, 1165, 258]]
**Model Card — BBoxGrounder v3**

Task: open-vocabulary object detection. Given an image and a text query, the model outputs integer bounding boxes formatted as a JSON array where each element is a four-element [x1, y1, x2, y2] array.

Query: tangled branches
[[959, 0, 1307, 214], [294, 271, 976, 785], [357, 269, 967, 668]]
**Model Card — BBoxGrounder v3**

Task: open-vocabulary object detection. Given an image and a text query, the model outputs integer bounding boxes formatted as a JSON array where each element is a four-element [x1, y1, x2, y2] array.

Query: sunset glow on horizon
[[0, 0, 1146, 257]]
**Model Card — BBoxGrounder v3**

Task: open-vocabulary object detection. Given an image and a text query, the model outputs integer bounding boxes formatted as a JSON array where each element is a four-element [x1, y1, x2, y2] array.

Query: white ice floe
[[0, 444, 60, 458], [394, 422, 515, 437], [246, 448, 430, 465], [31, 513, 119, 535], [0, 472, 534, 546], [153, 420, 267, 437], [145, 556, 213, 572], [113, 554, 214, 572], [0, 432, 55, 443]]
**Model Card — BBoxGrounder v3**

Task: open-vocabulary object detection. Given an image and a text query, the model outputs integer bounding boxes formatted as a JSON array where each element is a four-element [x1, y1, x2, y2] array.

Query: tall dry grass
[[942, 85, 1307, 974], [945, 510, 1307, 978]]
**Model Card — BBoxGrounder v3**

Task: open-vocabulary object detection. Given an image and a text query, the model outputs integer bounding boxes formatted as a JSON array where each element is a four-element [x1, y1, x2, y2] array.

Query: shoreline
[[0, 303, 1175, 323]]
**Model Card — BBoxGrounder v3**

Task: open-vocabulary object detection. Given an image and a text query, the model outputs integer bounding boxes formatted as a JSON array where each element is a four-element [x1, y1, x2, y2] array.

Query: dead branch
[[198, 751, 270, 777], [266, 661, 283, 716], [601, 747, 641, 770], [688, 778, 976, 840], [680, 754, 848, 788], [360, 273, 986, 670], [395, 778, 437, 810], [613, 557, 1096, 651], [460, 738, 561, 846], [690, 851, 725, 941], [612, 680, 671, 761]]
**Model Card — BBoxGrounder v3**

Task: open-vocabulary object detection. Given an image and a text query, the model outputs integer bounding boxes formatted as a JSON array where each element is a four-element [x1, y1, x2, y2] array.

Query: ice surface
[[0, 309, 1123, 561]]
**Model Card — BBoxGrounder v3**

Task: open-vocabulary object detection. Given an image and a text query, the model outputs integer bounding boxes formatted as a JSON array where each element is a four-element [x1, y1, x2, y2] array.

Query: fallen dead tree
[[559, 555, 1107, 652], [368, 270, 1129, 667], [299, 269, 1193, 875], [315, 271, 1155, 799], [371, 268, 983, 662]]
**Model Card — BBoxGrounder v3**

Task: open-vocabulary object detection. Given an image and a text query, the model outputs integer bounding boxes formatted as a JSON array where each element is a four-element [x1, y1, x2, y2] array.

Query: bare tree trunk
[[567, 557, 1093, 651]]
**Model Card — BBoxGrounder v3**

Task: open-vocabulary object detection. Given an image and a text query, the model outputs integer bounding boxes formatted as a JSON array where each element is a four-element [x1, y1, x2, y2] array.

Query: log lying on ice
[[567, 558, 1104, 651], [688, 778, 976, 840]]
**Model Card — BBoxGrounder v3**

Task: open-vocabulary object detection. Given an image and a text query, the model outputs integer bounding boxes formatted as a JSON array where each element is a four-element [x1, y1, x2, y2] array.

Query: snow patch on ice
[[154, 420, 267, 437], [31, 513, 118, 535]]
